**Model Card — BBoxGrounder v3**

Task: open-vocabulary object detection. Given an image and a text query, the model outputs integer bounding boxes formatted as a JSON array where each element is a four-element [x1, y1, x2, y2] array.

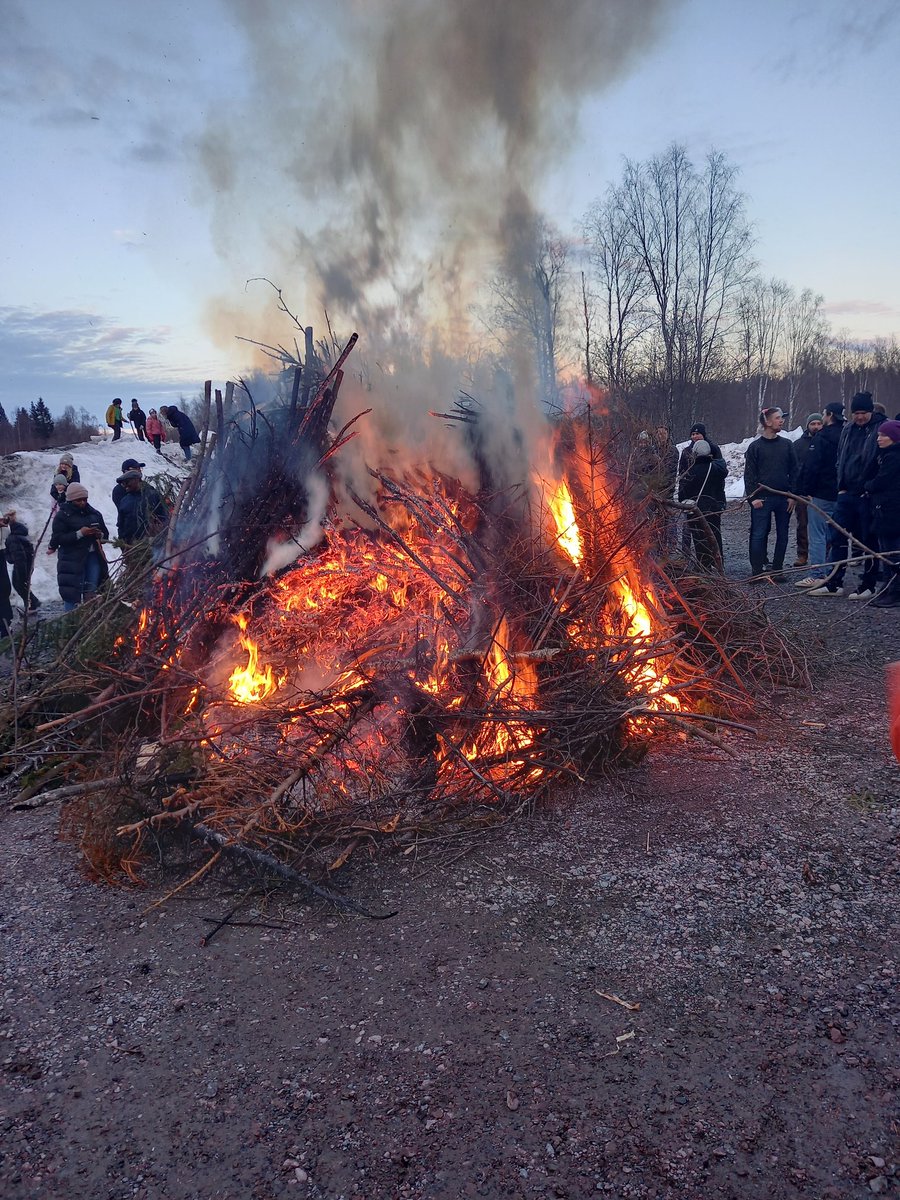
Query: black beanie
[[851, 391, 874, 413], [689, 422, 707, 436]]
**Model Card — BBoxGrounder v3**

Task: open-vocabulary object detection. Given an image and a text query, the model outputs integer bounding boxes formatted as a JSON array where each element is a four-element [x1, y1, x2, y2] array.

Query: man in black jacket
[[744, 406, 798, 581], [809, 391, 885, 599], [791, 413, 822, 566], [795, 402, 845, 588], [678, 423, 722, 554]]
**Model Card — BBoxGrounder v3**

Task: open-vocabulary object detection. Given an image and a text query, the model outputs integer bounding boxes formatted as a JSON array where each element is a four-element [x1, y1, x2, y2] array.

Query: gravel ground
[[1, 504, 898, 1200]]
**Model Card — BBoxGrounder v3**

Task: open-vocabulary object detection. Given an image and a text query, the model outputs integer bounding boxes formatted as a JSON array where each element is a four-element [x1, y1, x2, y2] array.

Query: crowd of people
[[102, 399, 200, 460], [0, 452, 171, 634], [637, 391, 900, 608]]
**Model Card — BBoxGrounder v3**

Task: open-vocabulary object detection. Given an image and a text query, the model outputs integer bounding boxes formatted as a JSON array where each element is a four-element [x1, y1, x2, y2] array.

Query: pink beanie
[[66, 482, 89, 501]]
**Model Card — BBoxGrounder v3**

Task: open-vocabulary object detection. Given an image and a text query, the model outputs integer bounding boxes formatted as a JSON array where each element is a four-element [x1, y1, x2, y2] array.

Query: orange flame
[[546, 479, 583, 566], [228, 614, 279, 704]]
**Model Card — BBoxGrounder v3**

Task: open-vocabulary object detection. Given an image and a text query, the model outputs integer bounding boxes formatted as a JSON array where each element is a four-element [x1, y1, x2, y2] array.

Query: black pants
[[151, 434, 162, 453], [11, 563, 39, 609], [134, 423, 146, 442], [687, 508, 723, 570], [112, 421, 122, 441], [0, 561, 12, 634]]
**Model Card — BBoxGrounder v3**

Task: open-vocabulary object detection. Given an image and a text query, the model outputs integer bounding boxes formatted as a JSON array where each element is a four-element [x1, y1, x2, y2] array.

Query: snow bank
[[0, 431, 190, 604]]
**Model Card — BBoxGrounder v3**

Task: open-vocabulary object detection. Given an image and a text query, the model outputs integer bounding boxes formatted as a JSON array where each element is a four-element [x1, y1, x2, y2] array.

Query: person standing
[[52, 452, 80, 493], [743, 406, 798, 582], [809, 391, 885, 599], [106, 398, 124, 442], [791, 413, 823, 567], [114, 471, 169, 544], [866, 420, 900, 608], [49, 483, 110, 611], [794, 402, 845, 588], [677, 439, 727, 569], [159, 404, 200, 461], [0, 516, 15, 637], [678, 423, 722, 554], [145, 408, 167, 454], [3, 514, 41, 610], [129, 399, 147, 442]]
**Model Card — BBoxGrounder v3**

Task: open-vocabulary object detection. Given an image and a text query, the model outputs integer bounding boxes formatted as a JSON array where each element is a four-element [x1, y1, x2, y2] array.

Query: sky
[[1, 0, 898, 419]]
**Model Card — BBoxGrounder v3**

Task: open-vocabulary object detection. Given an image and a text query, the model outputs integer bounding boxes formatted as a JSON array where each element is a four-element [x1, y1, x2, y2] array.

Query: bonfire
[[1, 335, 802, 904]]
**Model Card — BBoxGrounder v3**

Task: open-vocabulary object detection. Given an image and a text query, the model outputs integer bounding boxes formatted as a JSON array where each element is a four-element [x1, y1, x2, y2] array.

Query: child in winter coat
[[3, 513, 41, 610], [51, 453, 80, 499], [145, 409, 167, 454]]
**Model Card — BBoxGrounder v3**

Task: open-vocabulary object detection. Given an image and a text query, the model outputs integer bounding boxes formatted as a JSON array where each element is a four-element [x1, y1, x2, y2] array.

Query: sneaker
[[807, 584, 841, 596], [872, 590, 900, 609], [847, 588, 874, 601], [769, 572, 787, 583], [794, 576, 824, 588]]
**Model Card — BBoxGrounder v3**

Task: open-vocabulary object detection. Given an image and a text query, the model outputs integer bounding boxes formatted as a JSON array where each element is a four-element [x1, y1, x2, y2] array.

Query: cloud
[[0, 306, 204, 414], [823, 299, 898, 318]]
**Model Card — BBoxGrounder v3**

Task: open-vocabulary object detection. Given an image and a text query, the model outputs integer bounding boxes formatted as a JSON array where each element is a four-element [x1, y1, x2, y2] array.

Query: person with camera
[[677, 438, 728, 569], [49, 483, 110, 611]]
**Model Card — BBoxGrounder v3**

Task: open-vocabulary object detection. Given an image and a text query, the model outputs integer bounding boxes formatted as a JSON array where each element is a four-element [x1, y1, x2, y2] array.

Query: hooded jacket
[[49, 501, 110, 605], [866, 442, 900, 538], [678, 452, 728, 512], [164, 405, 200, 447], [115, 483, 169, 542], [836, 411, 886, 494], [799, 420, 844, 500], [4, 520, 34, 576], [49, 462, 80, 500]]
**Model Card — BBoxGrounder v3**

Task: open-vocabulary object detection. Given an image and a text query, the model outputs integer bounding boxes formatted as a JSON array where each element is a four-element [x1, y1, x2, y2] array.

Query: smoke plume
[[200, 0, 672, 479]]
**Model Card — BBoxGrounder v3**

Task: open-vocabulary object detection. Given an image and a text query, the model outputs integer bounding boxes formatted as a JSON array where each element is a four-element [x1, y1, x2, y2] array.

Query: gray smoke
[[201, 0, 673, 479]]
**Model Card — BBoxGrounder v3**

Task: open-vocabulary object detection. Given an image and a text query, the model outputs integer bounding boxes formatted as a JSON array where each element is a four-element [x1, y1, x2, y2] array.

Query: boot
[[872, 577, 900, 608]]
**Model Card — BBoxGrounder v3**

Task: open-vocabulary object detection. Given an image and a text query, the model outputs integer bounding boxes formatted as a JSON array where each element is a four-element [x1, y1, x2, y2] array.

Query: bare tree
[[482, 220, 571, 411], [582, 188, 650, 400], [735, 276, 791, 425], [783, 288, 828, 421], [587, 143, 755, 427]]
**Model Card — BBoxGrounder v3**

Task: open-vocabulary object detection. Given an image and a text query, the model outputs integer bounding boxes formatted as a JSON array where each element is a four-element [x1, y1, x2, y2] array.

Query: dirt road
[[2, 508, 897, 1199]]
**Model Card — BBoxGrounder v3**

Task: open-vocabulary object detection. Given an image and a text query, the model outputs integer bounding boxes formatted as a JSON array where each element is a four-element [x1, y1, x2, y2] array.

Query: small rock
[[294, 1167, 309, 1183], [506, 1090, 519, 1111], [869, 1177, 887, 1195]]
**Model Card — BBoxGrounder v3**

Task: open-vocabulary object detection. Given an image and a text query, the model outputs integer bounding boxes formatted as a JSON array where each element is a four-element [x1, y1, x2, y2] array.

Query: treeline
[[485, 142, 900, 441], [0, 400, 101, 455]]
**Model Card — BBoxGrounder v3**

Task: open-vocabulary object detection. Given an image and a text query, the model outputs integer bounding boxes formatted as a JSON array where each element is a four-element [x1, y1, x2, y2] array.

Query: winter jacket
[[129, 403, 146, 428], [145, 414, 167, 441], [792, 430, 817, 473], [115, 484, 169, 542], [678, 439, 722, 480], [49, 463, 80, 500], [799, 420, 844, 500], [678, 453, 728, 512], [164, 406, 200, 447], [836, 412, 886, 494], [866, 442, 900, 538], [743, 435, 798, 499], [49, 501, 110, 605], [106, 403, 123, 428], [4, 521, 34, 576]]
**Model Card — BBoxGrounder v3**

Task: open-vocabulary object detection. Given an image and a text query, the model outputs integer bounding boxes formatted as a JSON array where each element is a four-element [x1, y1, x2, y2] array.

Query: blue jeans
[[807, 497, 836, 578], [749, 496, 790, 575], [63, 551, 103, 612], [182, 443, 192, 461], [828, 493, 877, 591]]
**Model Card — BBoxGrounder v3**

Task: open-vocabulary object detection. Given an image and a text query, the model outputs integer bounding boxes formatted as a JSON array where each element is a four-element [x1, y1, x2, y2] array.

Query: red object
[[888, 662, 900, 762]]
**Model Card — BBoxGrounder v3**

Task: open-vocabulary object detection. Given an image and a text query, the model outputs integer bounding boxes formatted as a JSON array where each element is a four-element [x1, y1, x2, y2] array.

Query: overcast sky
[[1, 0, 898, 418]]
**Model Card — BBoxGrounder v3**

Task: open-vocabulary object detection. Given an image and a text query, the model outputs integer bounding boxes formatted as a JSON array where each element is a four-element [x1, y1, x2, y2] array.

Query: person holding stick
[[129, 399, 147, 442]]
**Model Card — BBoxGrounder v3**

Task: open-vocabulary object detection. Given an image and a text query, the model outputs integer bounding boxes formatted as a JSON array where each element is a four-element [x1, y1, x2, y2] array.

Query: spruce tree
[[30, 397, 55, 443]]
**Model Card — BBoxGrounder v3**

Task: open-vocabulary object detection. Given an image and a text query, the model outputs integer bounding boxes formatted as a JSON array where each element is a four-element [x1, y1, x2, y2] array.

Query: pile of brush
[[0, 336, 804, 899]]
